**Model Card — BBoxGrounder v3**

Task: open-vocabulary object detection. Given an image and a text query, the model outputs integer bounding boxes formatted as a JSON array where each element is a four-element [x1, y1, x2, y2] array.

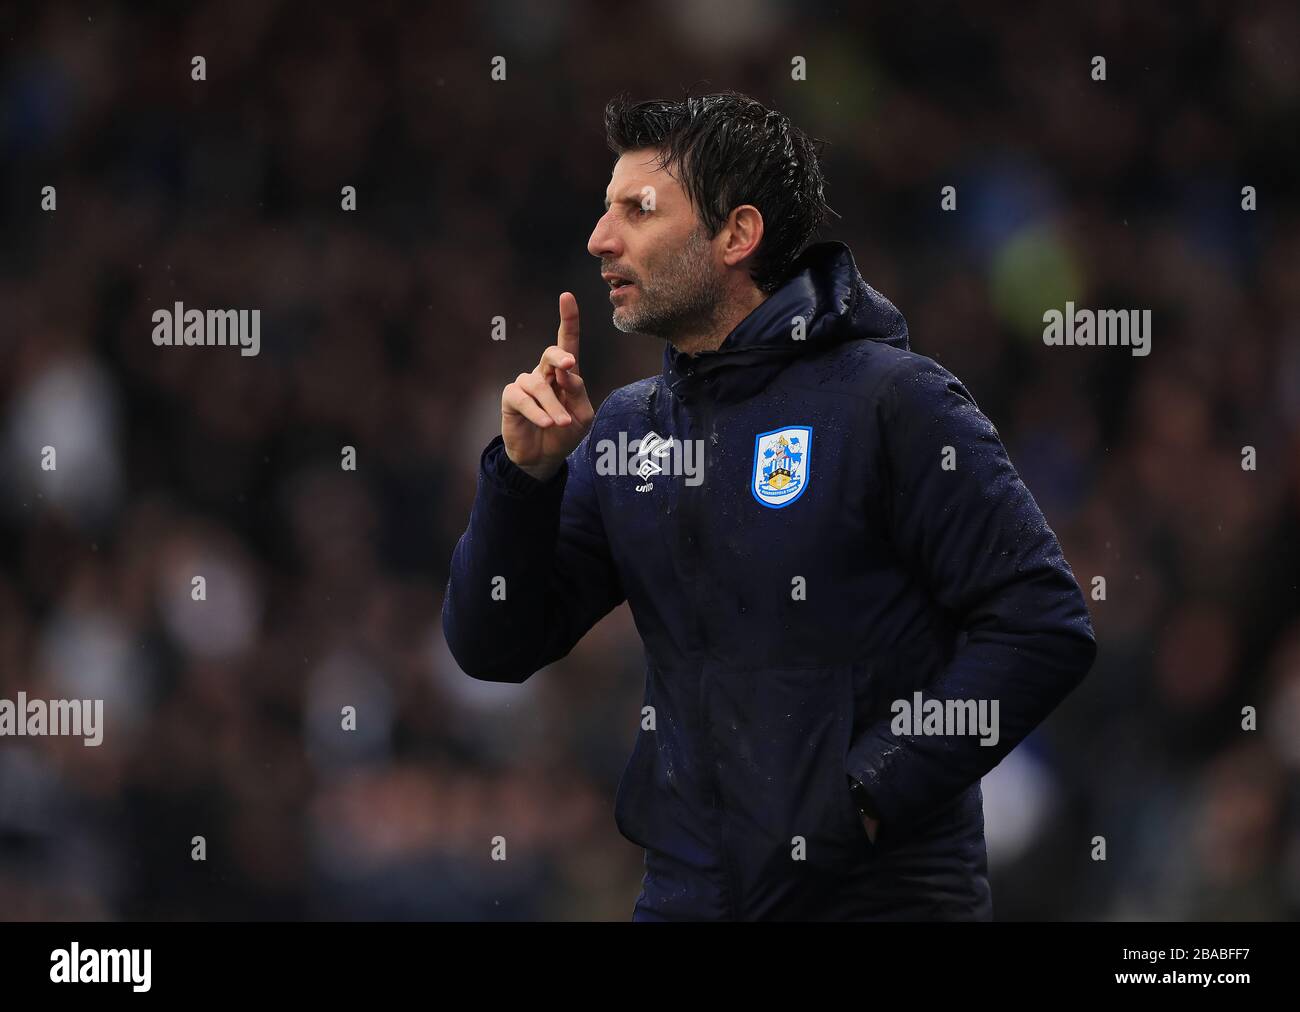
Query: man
[[442, 92, 1097, 921]]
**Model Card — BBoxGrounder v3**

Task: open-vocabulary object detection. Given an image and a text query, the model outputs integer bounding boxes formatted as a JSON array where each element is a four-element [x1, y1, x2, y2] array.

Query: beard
[[611, 225, 726, 341]]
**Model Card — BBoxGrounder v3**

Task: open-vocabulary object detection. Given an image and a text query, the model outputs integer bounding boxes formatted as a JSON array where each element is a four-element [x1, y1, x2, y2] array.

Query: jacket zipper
[[682, 379, 740, 920]]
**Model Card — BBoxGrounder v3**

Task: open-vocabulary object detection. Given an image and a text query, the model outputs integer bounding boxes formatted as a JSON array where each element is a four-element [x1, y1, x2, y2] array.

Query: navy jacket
[[442, 241, 1097, 921]]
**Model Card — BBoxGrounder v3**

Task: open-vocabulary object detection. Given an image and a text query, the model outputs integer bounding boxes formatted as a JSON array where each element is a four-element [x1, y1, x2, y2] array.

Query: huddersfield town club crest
[[752, 425, 812, 509]]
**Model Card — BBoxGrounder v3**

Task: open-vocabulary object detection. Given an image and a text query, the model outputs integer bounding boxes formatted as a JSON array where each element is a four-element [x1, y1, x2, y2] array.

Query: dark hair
[[603, 90, 836, 294]]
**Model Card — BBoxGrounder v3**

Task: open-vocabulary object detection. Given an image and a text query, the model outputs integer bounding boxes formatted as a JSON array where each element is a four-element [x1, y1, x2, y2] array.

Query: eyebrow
[[603, 192, 640, 211]]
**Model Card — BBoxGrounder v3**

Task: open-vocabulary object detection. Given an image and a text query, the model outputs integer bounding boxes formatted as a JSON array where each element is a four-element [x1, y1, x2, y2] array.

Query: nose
[[587, 209, 622, 260]]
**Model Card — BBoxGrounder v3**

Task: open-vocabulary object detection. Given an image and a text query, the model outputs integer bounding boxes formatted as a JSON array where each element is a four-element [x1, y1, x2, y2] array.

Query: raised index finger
[[557, 292, 580, 362]]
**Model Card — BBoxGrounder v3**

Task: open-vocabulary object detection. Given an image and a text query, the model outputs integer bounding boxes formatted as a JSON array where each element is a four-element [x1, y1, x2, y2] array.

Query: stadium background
[[1, 1, 1298, 919]]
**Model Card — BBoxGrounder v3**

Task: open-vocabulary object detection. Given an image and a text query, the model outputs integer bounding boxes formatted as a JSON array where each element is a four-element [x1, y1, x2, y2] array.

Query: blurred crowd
[[0, 1, 1297, 919]]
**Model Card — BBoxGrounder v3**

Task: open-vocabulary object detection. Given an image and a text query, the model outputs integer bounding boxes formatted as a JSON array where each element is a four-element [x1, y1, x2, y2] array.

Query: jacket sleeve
[[845, 355, 1097, 832], [440, 427, 626, 682]]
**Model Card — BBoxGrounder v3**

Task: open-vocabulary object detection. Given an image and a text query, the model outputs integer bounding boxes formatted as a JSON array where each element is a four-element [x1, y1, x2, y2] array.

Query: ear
[[721, 204, 764, 269]]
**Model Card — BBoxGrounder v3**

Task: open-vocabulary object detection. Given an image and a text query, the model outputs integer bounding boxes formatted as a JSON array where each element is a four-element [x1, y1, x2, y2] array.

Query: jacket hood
[[663, 240, 909, 405]]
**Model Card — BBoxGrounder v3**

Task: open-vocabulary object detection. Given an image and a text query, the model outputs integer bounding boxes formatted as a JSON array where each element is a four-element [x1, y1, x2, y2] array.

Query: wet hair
[[603, 90, 837, 294]]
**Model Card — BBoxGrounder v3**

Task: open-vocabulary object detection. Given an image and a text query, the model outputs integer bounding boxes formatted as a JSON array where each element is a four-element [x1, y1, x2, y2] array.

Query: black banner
[[0, 921, 1283, 998]]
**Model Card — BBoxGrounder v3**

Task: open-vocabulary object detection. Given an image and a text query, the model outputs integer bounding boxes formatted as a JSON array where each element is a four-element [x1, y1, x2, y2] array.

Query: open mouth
[[603, 271, 636, 291], [607, 276, 636, 300]]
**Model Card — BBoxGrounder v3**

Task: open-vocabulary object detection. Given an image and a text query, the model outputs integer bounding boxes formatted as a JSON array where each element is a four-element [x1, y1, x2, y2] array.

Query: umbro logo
[[593, 429, 705, 488]]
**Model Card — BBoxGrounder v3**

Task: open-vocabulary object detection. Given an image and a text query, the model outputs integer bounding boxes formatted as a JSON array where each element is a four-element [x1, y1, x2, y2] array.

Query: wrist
[[484, 437, 565, 495], [514, 459, 562, 482]]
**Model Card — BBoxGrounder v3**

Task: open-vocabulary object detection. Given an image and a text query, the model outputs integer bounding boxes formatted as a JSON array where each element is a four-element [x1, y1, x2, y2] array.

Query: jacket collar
[[662, 241, 909, 406]]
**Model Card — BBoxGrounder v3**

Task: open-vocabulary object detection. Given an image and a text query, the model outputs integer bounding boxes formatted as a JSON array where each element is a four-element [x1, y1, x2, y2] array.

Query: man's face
[[588, 148, 725, 340]]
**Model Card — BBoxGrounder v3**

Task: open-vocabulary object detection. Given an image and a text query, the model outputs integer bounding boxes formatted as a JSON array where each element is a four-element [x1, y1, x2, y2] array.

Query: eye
[[635, 205, 651, 217]]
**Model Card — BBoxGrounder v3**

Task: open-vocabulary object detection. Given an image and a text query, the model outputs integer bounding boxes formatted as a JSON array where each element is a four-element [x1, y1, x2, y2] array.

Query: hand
[[860, 811, 880, 844], [501, 292, 595, 482]]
